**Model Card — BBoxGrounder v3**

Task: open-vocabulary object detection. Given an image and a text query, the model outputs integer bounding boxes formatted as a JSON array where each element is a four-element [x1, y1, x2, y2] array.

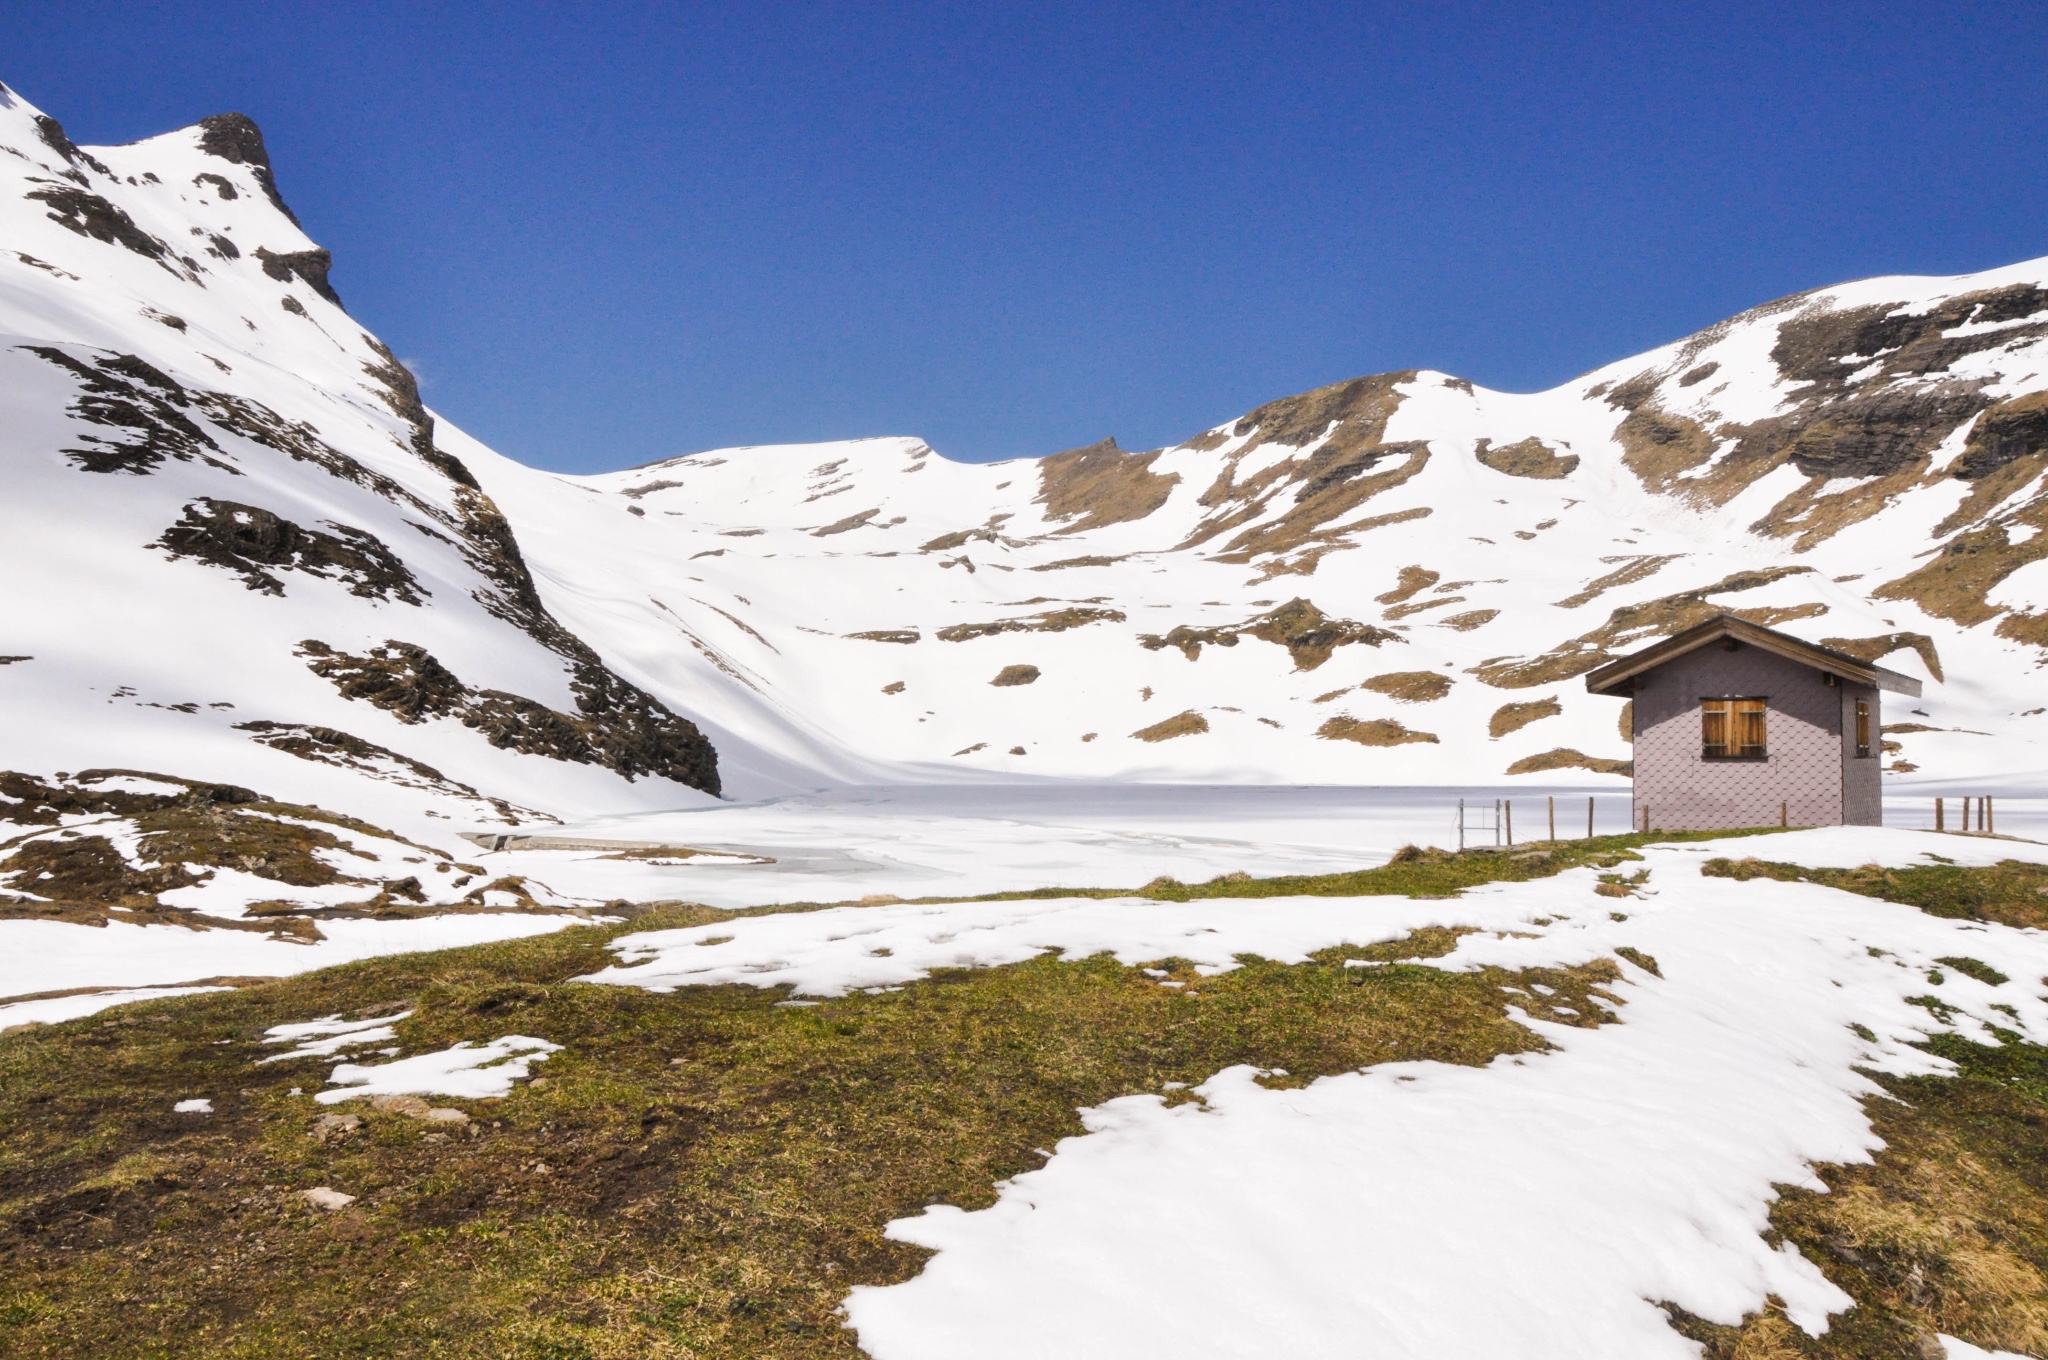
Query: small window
[[1702, 697, 1766, 758], [1855, 698, 1870, 757]]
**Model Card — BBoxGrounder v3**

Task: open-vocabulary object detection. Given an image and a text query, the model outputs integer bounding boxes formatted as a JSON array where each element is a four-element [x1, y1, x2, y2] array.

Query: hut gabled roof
[[1583, 614, 1924, 698]]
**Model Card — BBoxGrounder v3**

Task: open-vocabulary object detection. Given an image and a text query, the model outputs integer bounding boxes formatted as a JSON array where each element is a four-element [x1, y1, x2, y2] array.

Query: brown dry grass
[[1440, 609, 1498, 631], [1616, 405, 1722, 495], [810, 508, 881, 537], [1384, 596, 1464, 620], [1140, 599, 1398, 671], [1489, 698, 1562, 739], [1555, 555, 1684, 609], [1701, 857, 2048, 931], [1034, 439, 1179, 533], [1131, 710, 1210, 742], [1474, 437, 1580, 479], [1819, 632, 1945, 683], [1175, 373, 1425, 561], [1748, 462, 1934, 552], [1316, 717, 1438, 747], [1875, 495, 2048, 632], [1359, 671, 1453, 703], [1504, 748, 1632, 776], [0, 771, 495, 940], [1243, 599, 1400, 670], [936, 607, 1124, 642], [1376, 565, 1440, 605], [1939, 448, 2048, 538], [1213, 446, 1431, 562]]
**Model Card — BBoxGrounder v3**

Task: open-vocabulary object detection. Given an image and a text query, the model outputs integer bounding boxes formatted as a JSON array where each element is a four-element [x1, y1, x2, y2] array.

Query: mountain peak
[[193, 110, 301, 227]]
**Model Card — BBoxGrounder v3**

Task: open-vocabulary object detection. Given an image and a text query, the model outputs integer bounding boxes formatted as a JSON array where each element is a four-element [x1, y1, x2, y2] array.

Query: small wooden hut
[[1584, 615, 1922, 830]]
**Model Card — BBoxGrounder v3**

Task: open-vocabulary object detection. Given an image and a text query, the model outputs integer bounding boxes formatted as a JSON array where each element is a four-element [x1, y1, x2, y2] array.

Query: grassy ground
[[1679, 847, 2048, 1358], [1702, 853, 2048, 929], [1666, 1027, 2048, 1359], [0, 829, 2041, 1356]]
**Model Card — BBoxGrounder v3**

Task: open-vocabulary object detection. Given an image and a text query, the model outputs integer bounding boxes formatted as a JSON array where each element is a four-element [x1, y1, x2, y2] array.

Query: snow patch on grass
[[315, 1035, 560, 1104]]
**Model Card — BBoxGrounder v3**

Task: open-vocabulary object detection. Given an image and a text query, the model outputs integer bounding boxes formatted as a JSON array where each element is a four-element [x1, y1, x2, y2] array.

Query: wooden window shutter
[[1703, 698, 1766, 758], [1734, 698, 1766, 757], [1701, 699, 1729, 757]]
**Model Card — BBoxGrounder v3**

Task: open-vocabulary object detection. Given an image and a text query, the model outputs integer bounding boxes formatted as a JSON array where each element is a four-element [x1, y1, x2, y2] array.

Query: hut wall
[[1630, 645, 1867, 830], [1839, 681, 1883, 826]]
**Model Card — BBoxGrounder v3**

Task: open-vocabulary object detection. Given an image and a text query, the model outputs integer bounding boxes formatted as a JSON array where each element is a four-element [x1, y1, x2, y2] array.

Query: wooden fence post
[[1779, 801, 1787, 829], [1505, 800, 1513, 846], [1988, 796, 1995, 835], [1548, 795, 1556, 842], [1587, 797, 1594, 839], [1935, 797, 1944, 832]]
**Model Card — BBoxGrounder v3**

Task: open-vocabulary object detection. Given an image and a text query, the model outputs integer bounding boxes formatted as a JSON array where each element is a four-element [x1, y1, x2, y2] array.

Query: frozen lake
[[490, 778, 2048, 910]]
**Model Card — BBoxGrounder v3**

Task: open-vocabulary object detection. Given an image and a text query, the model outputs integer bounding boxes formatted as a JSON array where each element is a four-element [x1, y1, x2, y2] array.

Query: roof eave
[[1583, 614, 1925, 698]]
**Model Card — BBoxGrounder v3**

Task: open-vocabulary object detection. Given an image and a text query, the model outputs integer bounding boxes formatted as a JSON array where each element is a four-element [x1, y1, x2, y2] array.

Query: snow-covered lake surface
[[7, 783, 2046, 1025], [478, 780, 2048, 909], [573, 826, 2048, 1360], [484, 782, 1636, 908]]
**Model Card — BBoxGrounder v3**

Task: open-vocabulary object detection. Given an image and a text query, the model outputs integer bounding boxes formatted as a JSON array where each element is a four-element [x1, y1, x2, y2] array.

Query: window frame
[[1701, 696, 1768, 760]]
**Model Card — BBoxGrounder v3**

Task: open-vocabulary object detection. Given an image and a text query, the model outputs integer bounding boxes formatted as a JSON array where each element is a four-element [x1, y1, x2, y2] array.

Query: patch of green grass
[[0, 886, 1626, 1358], [1936, 955, 2011, 987], [1700, 856, 2048, 929]]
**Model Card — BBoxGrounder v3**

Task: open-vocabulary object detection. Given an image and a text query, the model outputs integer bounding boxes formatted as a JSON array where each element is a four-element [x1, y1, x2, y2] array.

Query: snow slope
[[472, 266, 2048, 795]]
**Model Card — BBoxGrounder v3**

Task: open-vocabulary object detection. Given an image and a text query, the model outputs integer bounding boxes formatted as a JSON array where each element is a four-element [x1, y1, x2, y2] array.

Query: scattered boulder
[[300, 1186, 356, 1211], [359, 1093, 471, 1123]]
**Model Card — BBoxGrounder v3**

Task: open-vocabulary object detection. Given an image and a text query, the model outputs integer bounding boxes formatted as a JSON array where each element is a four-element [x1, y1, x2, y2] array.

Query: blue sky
[[11, 2, 2048, 470]]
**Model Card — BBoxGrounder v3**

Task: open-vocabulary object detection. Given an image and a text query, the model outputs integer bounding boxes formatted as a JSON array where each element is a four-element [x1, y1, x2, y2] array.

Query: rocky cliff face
[[0, 82, 720, 847], [3, 80, 2044, 826]]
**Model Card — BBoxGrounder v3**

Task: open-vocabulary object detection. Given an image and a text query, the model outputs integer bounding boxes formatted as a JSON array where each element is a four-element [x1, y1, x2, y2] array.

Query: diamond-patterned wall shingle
[[1628, 644, 1882, 830]]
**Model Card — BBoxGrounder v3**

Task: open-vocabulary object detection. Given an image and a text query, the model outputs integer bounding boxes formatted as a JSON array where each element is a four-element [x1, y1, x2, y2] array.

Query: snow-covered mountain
[[0, 84, 720, 850], [4, 79, 2047, 849], [479, 255, 2048, 795]]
